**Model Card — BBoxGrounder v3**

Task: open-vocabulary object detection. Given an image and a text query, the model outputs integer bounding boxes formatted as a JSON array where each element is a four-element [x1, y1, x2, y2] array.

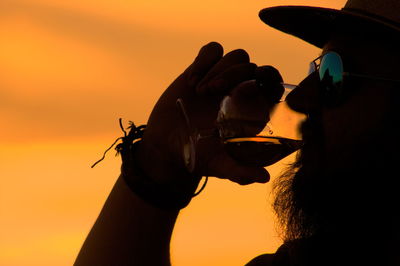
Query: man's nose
[[285, 71, 321, 114]]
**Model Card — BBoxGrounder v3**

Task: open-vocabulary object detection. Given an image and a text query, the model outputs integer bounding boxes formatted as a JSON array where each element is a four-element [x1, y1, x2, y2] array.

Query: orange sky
[[1, 0, 346, 265]]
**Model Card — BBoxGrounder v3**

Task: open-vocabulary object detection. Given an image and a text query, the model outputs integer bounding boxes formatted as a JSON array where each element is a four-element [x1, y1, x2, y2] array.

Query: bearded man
[[75, 0, 400, 265]]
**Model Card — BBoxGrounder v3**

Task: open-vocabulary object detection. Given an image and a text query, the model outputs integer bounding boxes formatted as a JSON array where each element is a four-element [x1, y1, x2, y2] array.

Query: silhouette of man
[[75, 0, 400, 265]]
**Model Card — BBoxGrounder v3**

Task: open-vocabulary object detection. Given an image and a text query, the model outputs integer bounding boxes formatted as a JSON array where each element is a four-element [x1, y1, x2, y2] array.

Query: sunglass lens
[[319, 52, 344, 106], [319, 52, 343, 86]]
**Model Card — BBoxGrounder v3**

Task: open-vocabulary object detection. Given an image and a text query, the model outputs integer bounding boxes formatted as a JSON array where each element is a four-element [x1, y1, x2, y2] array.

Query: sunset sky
[[1, 0, 346, 265]]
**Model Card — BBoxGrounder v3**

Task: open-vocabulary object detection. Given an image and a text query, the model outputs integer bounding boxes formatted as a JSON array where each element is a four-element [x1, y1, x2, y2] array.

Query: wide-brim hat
[[259, 0, 400, 48]]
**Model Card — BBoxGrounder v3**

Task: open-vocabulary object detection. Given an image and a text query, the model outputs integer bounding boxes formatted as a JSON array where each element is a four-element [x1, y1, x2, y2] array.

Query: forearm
[[74, 42, 270, 265], [74, 175, 179, 266]]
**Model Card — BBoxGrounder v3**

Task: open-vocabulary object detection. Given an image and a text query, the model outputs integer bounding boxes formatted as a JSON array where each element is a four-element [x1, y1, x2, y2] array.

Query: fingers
[[228, 80, 271, 122], [187, 44, 284, 101], [187, 42, 224, 87], [198, 63, 257, 95], [196, 49, 253, 95], [255, 66, 284, 103], [205, 151, 270, 185]]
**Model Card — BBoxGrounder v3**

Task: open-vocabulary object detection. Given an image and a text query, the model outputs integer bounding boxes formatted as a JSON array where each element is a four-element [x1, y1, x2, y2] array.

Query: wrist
[[134, 137, 192, 184], [119, 127, 202, 210]]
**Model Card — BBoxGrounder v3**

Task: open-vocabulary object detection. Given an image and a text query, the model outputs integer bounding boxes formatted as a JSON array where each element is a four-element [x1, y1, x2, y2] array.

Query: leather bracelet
[[116, 122, 202, 211]]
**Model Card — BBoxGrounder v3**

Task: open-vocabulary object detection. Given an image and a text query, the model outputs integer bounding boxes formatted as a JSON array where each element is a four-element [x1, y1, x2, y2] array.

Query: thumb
[[205, 151, 270, 185]]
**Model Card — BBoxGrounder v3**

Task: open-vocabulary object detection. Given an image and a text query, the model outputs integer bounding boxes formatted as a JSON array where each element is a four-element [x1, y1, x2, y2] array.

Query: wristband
[[92, 119, 205, 210], [116, 121, 202, 210]]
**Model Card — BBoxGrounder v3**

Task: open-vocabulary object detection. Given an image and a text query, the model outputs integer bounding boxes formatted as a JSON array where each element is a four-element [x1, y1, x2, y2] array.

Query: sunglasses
[[309, 51, 400, 107]]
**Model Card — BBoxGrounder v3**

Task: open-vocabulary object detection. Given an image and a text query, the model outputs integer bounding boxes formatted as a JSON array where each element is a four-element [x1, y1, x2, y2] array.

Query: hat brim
[[259, 6, 400, 48]]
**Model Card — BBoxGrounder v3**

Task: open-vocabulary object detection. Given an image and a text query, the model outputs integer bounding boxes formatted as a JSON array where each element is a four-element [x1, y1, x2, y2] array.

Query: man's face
[[287, 33, 395, 170], [273, 33, 399, 243]]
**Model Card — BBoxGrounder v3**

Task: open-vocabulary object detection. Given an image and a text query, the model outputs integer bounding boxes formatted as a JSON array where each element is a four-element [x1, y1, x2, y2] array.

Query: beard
[[272, 109, 399, 260]]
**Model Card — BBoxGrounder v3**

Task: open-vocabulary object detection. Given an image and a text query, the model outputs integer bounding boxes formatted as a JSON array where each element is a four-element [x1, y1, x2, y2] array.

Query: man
[[75, 0, 400, 265]]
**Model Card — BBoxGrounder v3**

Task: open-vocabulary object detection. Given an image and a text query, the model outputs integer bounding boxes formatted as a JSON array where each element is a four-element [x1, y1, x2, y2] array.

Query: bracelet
[[92, 119, 205, 210]]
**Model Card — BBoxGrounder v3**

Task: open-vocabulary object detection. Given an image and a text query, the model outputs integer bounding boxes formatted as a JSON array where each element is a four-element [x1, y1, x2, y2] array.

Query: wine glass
[[216, 84, 303, 167], [176, 82, 303, 171]]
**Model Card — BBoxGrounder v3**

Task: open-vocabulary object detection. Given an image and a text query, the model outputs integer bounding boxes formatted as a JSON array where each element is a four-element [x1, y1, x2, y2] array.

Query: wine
[[224, 136, 303, 167]]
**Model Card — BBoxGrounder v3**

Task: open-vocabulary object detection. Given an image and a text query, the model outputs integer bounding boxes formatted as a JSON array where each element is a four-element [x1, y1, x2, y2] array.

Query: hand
[[136, 42, 283, 186]]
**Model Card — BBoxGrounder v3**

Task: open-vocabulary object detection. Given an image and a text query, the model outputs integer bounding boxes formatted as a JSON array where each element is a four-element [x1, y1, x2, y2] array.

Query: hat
[[259, 0, 400, 48]]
